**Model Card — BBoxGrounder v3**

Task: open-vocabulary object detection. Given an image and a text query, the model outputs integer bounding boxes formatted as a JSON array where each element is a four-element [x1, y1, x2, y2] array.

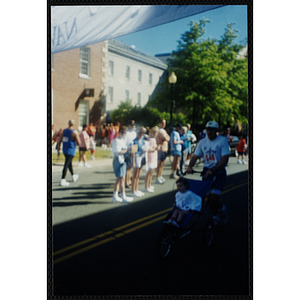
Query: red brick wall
[[52, 42, 105, 131]]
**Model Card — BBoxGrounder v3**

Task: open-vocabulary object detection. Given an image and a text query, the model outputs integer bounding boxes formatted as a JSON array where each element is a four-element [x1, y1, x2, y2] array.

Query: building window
[[125, 90, 130, 101], [78, 100, 89, 131], [125, 66, 130, 80], [137, 92, 141, 106], [108, 87, 113, 103], [108, 60, 114, 76], [138, 70, 142, 83], [149, 73, 153, 85], [80, 47, 90, 77]]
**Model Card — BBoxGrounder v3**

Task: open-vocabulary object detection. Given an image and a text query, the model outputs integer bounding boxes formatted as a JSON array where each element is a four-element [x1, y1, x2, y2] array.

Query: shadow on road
[[50, 170, 251, 297]]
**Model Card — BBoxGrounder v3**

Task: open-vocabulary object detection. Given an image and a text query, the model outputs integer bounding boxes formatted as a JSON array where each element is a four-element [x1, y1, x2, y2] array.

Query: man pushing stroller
[[186, 121, 230, 226]]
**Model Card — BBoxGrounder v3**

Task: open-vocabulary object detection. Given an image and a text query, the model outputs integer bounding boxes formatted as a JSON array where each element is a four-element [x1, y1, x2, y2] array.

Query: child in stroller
[[166, 177, 202, 227], [157, 173, 216, 259]]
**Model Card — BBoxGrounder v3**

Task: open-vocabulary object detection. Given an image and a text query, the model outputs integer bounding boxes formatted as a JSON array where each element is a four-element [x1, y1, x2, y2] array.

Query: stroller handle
[[182, 170, 217, 181], [182, 170, 204, 176]]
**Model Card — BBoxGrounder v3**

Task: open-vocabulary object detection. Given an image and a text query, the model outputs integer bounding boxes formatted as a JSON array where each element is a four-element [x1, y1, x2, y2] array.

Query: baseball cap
[[206, 121, 219, 129]]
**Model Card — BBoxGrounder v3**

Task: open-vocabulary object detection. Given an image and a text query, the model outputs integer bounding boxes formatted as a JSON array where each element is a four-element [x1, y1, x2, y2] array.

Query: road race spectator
[[78, 124, 90, 168], [87, 122, 96, 160], [131, 127, 146, 197], [170, 123, 183, 179], [222, 128, 234, 144], [237, 135, 247, 164], [186, 120, 230, 226], [108, 123, 115, 147], [185, 123, 194, 164], [155, 118, 170, 184], [111, 126, 133, 203], [60, 120, 80, 186], [87, 122, 96, 138], [179, 126, 188, 176], [124, 122, 137, 188], [144, 126, 158, 192]]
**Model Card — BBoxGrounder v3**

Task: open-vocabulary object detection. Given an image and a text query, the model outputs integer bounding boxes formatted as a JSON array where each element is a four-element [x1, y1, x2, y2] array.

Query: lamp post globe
[[168, 72, 177, 132]]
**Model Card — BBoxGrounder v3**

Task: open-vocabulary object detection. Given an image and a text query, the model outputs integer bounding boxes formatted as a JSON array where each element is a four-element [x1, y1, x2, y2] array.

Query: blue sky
[[116, 5, 247, 56]]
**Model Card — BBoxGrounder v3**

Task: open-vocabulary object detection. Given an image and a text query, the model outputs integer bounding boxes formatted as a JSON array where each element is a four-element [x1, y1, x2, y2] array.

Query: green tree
[[111, 100, 167, 128], [152, 20, 248, 130]]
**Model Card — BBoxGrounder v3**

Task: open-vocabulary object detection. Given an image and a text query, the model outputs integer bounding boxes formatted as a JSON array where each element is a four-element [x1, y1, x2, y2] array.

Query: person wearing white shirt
[[111, 126, 133, 203], [167, 177, 202, 227], [186, 120, 230, 226]]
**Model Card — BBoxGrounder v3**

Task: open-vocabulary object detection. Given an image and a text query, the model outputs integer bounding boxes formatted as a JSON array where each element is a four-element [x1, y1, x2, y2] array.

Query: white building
[[103, 39, 168, 119]]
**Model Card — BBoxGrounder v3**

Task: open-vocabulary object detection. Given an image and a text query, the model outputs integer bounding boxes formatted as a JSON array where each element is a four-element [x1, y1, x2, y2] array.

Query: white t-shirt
[[112, 137, 127, 162], [124, 130, 137, 147], [175, 190, 202, 212], [194, 135, 230, 169]]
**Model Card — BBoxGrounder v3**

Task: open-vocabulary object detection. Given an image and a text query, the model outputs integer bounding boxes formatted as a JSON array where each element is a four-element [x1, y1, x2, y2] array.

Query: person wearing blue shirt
[[170, 123, 184, 179], [185, 123, 194, 164], [60, 120, 81, 186], [131, 127, 146, 197], [179, 126, 188, 176]]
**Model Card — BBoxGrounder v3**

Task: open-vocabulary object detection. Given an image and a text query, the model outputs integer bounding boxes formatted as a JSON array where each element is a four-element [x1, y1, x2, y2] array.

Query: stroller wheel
[[202, 219, 214, 247], [156, 229, 173, 259]]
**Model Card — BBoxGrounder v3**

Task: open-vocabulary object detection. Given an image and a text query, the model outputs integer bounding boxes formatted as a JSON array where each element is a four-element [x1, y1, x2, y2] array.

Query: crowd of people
[[53, 118, 247, 226], [52, 118, 249, 228]]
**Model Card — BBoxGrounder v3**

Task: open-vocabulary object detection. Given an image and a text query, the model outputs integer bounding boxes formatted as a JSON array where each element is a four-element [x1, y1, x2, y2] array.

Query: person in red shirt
[[236, 135, 247, 164]]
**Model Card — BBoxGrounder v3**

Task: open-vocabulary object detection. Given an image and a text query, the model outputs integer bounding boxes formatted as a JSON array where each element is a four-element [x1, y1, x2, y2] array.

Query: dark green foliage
[[153, 20, 248, 131], [111, 20, 248, 132]]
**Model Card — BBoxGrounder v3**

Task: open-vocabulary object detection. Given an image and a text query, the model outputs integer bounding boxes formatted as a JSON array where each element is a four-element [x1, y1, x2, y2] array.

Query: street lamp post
[[168, 71, 177, 132]]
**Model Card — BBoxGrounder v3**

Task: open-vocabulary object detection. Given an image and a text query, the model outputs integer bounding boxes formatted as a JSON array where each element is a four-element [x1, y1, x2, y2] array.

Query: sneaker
[[60, 179, 69, 186], [242, 160, 247, 164], [122, 195, 133, 203], [112, 195, 123, 202], [170, 172, 179, 179], [131, 192, 142, 197], [160, 177, 166, 183], [91, 156, 95, 161], [72, 174, 79, 182], [155, 177, 164, 184], [149, 186, 155, 190], [144, 188, 154, 193], [136, 190, 145, 196], [237, 160, 242, 164], [78, 161, 83, 167], [169, 219, 179, 227], [84, 162, 91, 168]]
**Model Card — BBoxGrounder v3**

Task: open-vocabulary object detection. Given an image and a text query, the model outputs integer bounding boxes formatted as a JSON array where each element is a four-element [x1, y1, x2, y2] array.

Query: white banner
[[51, 5, 224, 53]]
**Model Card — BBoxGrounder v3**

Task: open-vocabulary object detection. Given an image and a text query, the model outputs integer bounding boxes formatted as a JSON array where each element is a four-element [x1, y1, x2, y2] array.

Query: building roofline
[[108, 39, 167, 70]]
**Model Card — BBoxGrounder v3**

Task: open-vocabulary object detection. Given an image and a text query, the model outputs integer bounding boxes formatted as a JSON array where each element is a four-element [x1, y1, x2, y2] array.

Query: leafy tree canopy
[[151, 20, 248, 131]]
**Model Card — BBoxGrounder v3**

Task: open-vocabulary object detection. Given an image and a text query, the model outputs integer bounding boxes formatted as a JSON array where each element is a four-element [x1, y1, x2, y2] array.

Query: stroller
[[156, 172, 216, 259]]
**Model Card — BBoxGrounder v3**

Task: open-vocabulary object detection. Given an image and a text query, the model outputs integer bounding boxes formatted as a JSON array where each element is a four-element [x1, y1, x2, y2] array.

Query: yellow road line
[[54, 208, 171, 257], [54, 180, 248, 264], [54, 214, 167, 264], [54, 236, 116, 264]]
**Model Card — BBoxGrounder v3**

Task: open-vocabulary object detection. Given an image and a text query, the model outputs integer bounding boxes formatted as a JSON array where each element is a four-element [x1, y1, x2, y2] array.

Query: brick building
[[51, 40, 167, 132]]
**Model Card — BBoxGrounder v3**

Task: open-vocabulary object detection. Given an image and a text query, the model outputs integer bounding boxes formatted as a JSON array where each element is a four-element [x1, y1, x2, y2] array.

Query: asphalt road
[[50, 156, 250, 298]]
